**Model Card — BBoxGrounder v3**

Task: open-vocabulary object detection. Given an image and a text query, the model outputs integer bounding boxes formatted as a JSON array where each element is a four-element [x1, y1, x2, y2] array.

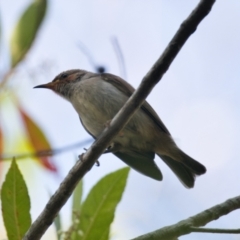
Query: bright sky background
[[1, 0, 240, 240]]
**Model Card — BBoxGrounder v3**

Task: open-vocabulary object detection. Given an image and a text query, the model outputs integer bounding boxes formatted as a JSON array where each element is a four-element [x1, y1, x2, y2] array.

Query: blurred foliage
[[0, 12, 1, 54], [19, 106, 57, 171], [0, 0, 56, 172], [0, 0, 59, 238], [0, 1, 129, 239], [10, 0, 47, 67], [1, 159, 31, 240], [0, 127, 3, 156]]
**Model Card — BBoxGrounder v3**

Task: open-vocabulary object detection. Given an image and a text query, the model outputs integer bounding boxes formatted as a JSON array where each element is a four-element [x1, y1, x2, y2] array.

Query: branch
[[132, 195, 240, 240], [23, 1, 216, 239]]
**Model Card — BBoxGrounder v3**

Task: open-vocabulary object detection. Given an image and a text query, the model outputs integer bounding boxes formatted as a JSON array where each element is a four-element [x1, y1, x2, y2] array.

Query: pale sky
[[1, 1, 240, 240]]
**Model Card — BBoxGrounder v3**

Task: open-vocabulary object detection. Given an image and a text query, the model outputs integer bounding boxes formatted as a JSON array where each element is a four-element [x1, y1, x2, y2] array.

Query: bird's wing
[[80, 115, 162, 180], [114, 151, 162, 181], [101, 73, 170, 134]]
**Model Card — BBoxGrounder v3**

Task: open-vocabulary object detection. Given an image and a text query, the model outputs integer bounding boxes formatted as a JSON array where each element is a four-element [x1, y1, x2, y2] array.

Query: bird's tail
[[157, 149, 206, 188], [178, 149, 206, 175]]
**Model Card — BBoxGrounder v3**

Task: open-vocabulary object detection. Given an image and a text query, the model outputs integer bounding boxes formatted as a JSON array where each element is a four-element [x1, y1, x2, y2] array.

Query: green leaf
[[10, 0, 47, 67], [53, 213, 62, 240], [72, 180, 83, 221], [47, 190, 62, 240], [70, 180, 83, 240], [78, 167, 130, 240], [1, 158, 31, 240]]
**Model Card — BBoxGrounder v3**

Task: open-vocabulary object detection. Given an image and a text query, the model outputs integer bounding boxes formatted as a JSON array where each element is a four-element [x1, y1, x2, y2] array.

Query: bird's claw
[[95, 160, 100, 167], [104, 143, 121, 153], [79, 148, 100, 166], [78, 153, 85, 162], [104, 120, 111, 128], [104, 145, 113, 153]]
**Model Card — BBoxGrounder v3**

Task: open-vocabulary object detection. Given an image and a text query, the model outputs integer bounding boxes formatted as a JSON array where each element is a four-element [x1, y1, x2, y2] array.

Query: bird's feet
[[104, 143, 121, 154], [78, 148, 100, 167], [104, 120, 111, 128], [78, 153, 85, 162]]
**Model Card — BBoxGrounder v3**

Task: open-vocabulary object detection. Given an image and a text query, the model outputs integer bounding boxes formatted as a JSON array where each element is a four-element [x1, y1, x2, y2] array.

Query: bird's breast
[[70, 78, 128, 137], [69, 78, 158, 151]]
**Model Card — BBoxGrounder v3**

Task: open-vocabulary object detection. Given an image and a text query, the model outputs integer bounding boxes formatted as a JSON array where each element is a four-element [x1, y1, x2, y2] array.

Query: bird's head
[[34, 69, 89, 98]]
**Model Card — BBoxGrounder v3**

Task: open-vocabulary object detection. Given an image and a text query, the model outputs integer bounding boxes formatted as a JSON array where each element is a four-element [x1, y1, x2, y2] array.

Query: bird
[[34, 69, 206, 188]]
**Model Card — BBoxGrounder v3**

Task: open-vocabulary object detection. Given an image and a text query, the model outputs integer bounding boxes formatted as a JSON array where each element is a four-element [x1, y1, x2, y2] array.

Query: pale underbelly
[[79, 107, 156, 152]]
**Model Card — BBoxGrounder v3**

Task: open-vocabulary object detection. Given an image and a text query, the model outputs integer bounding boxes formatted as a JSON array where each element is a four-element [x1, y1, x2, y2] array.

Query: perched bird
[[34, 69, 206, 188]]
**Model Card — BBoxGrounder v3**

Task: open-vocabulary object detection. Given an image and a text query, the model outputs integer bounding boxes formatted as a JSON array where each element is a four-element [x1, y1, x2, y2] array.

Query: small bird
[[34, 69, 206, 188]]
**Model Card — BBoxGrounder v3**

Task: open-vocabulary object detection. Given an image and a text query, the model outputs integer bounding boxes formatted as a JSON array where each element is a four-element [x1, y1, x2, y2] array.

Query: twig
[[111, 36, 127, 79], [23, 1, 216, 239], [0, 139, 93, 161], [0, 68, 15, 89], [76, 41, 96, 68], [132, 195, 240, 239], [76, 41, 106, 73], [190, 227, 240, 234]]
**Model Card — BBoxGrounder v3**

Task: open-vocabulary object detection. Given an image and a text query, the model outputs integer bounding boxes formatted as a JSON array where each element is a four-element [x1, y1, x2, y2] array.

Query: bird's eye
[[61, 73, 68, 79]]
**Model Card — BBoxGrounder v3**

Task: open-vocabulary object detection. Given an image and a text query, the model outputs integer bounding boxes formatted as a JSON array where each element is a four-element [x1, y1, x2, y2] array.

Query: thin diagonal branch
[[132, 195, 240, 240], [23, 1, 216, 239]]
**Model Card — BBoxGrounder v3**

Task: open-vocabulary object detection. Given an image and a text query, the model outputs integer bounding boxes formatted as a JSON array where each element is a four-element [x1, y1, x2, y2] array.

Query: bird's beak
[[34, 82, 55, 90]]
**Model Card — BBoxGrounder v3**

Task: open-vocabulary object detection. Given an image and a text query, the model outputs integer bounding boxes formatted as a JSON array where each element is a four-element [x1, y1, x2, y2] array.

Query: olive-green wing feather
[[80, 116, 162, 181], [114, 151, 162, 181], [101, 73, 170, 134]]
